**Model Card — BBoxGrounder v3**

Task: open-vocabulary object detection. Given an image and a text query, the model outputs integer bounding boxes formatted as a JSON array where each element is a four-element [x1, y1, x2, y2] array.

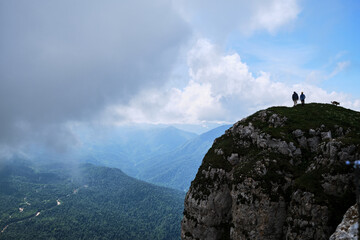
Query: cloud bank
[[0, 0, 190, 149], [1, 0, 359, 157], [110, 39, 360, 125]]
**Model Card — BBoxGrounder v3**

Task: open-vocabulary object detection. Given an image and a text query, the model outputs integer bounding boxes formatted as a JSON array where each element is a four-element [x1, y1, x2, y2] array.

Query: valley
[[0, 161, 185, 240]]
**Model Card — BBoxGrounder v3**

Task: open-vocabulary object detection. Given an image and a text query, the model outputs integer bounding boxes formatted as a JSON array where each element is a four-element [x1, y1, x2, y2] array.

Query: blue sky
[[0, 0, 359, 152], [228, 0, 360, 95], [109, 0, 360, 130]]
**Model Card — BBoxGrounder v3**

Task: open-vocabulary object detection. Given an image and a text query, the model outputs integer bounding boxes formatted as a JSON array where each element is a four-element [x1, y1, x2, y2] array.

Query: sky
[[1, 0, 360, 156]]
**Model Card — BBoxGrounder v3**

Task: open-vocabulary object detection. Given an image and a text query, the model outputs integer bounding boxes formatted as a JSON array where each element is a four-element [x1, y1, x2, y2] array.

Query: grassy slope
[[246, 103, 360, 144]]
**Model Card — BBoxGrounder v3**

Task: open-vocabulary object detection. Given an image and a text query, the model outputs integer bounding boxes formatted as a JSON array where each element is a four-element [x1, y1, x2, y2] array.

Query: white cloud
[[327, 61, 351, 79], [108, 39, 360, 125], [107, 81, 224, 125], [187, 39, 290, 106], [173, 0, 301, 37], [306, 60, 351, 83], [245, 0, 301, 34]]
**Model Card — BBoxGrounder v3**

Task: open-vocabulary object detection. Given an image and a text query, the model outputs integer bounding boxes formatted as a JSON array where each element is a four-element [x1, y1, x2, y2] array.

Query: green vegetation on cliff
[[246, 103, 360, 144], [194, 103, 359, 184], [189, 103, 359, 233]]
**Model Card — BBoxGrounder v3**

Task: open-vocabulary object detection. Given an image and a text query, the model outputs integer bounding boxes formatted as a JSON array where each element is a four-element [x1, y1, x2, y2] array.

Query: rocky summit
[[181, 103, 360, 240]]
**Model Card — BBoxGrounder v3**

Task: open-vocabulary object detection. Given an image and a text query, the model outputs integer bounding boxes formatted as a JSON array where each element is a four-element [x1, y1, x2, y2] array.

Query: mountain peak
[[182, 103, 360, 240]]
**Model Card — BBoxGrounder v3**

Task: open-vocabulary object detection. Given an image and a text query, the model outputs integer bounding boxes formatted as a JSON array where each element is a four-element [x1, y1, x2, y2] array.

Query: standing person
[[300, 92, 306, 106], [292, 91, 299, 106]]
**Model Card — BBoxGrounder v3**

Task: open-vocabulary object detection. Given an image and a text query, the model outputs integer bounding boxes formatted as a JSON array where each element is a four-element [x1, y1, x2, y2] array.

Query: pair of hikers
[[292, 91, 305, 106]]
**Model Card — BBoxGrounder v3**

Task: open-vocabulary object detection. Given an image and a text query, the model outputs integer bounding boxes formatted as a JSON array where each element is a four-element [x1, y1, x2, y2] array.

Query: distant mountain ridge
[[136, 125, 232, 191], [74, 125, 198, 176], [73, 124, 230, 191], [20, 124, 231, 191]]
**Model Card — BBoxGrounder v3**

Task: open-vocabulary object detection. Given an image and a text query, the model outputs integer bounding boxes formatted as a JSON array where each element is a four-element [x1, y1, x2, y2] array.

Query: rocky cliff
[[182, 103, 360, 240], [330, 204, 358, 240]]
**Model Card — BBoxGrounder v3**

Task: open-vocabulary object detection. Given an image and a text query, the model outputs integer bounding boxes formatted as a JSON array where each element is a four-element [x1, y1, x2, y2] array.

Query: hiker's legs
[[293, 100, 297, 106], [301, 100, 304, 106]]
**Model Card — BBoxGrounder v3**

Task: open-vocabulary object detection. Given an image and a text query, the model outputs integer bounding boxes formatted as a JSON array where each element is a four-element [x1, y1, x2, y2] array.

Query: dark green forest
[[0, 160, 184, 240]]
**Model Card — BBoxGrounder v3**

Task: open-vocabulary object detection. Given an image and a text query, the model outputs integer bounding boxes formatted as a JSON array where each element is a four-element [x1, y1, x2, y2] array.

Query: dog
[[331, 101, 340, 106]]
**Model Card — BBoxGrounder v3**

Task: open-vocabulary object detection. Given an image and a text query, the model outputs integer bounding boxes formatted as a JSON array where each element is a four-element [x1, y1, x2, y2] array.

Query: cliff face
[[330, 204, 358, 240], [182, 103, 360, 240]]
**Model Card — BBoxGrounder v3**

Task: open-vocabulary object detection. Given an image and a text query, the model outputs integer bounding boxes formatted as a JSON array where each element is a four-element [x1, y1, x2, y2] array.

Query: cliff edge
[[182, 103, 360, 240]]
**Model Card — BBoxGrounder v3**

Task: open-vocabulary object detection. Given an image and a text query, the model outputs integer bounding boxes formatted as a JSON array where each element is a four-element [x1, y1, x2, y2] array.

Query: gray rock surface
[[181, 109, 359, 240], [329, 204, 358, 240]]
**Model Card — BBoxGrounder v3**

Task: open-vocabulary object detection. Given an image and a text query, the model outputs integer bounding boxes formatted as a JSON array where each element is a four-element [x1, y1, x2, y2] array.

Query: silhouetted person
[[292, 91, 299, 106], [300, 92, 306, 106]]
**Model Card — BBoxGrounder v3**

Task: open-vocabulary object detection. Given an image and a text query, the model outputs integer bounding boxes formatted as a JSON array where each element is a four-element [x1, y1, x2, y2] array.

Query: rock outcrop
[[330, 204, 358, 240], [182, 103, 360, 240]]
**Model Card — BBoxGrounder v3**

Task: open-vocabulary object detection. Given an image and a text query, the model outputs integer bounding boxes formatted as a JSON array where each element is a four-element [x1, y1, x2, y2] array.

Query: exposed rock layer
[[182, 104, 360, 240]]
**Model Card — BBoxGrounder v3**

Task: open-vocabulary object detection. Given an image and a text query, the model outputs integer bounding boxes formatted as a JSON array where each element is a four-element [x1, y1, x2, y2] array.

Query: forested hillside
[[0, 160, 184, 240]]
